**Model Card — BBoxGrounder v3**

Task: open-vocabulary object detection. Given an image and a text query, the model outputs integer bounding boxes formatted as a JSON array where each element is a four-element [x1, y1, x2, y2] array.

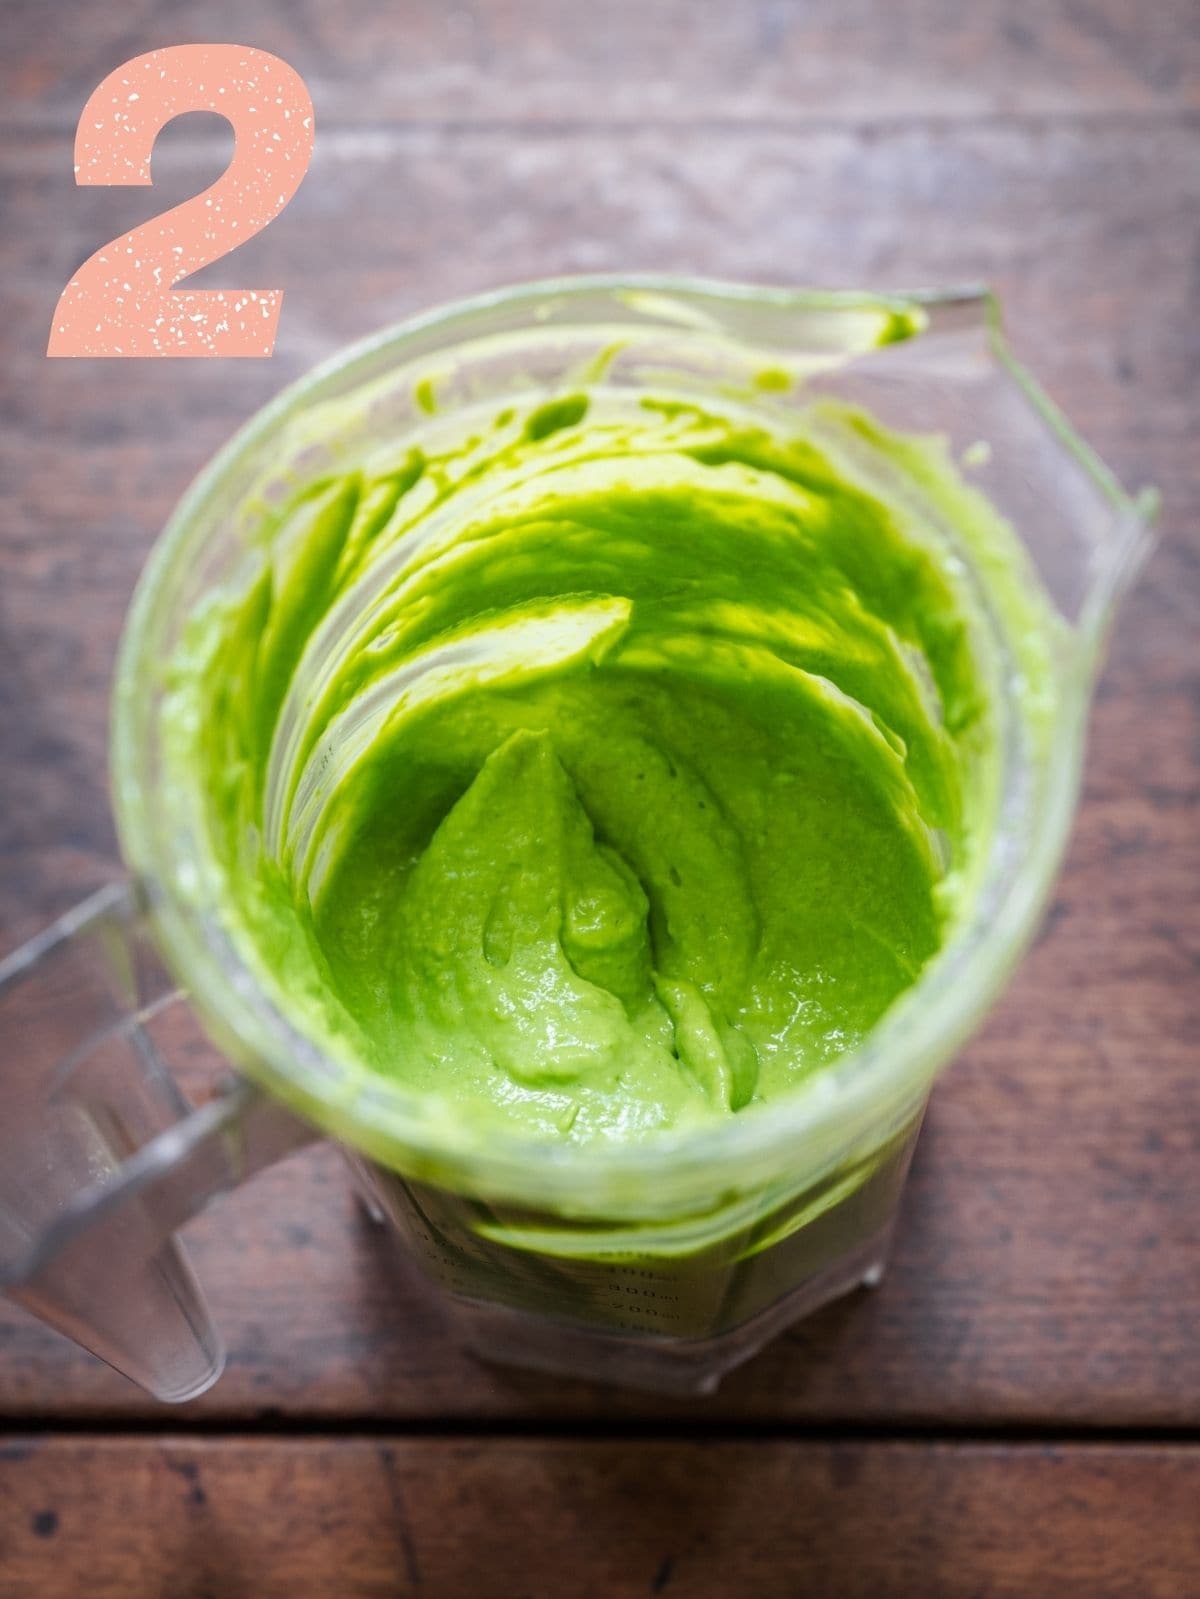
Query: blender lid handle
[[0, 881, 316, 1402]]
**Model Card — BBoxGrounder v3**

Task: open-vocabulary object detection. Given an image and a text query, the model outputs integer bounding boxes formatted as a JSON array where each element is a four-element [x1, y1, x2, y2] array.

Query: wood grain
[[1, 0, 1197, 127], [1, 1436, 1198, 1599], [0, 0, 1197, 1446]]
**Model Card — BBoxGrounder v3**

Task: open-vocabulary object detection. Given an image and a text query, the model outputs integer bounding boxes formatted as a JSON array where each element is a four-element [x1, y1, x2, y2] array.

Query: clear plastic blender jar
[[0, 278, 1155, 1399]]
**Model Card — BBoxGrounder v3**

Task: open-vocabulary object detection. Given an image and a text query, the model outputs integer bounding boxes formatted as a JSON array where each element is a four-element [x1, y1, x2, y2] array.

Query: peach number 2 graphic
[[48, 45, 314, 357]]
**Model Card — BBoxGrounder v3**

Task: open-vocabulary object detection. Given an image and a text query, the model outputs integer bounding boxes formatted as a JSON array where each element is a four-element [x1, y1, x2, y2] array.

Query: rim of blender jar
[[111, 273, 1154, 1212]]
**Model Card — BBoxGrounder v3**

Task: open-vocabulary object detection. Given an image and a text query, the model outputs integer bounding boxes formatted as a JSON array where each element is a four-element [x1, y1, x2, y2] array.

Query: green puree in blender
[[165, 386, 1050, 1145]]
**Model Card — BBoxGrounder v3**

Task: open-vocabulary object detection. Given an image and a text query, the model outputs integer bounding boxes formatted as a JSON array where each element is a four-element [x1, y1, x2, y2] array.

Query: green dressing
[[163, 388, 1052, 1146]]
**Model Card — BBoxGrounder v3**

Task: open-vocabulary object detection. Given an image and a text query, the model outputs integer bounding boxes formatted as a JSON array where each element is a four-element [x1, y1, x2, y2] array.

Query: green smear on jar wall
[[161, 385, 1057, 1147]]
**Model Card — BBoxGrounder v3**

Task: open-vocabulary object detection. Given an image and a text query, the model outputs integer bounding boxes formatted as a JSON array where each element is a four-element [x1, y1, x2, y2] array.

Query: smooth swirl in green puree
[[165, 388, 1051, 1144]]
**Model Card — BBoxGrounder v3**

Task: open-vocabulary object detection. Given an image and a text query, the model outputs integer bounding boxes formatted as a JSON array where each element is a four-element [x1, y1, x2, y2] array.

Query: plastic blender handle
[[0, 881, 316, 1401]]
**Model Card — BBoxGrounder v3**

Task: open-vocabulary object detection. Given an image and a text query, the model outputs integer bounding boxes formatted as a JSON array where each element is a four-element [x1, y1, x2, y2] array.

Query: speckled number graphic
[[47, 45, 314, 358]]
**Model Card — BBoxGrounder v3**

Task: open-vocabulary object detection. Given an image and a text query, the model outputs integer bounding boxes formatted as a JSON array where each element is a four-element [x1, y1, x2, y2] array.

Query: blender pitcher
[[0, 278, 1156, 1400]]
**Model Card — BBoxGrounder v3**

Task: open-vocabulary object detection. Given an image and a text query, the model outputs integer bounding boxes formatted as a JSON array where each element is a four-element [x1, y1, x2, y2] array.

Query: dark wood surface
[[4, 1438, 1200, 1599], [1, 1, 1197, 1592]]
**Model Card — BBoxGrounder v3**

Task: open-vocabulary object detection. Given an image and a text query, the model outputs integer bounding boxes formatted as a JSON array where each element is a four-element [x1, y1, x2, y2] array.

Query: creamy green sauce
[[164, 387, 1052, 1145]]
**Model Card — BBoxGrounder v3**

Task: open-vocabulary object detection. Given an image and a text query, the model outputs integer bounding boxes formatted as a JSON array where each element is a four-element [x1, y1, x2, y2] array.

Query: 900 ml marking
[[47, 45, 314, 358]]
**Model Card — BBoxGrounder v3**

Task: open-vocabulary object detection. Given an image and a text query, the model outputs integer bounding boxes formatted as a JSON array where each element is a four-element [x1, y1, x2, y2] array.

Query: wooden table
[[1, 2, 1197, 1593]]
